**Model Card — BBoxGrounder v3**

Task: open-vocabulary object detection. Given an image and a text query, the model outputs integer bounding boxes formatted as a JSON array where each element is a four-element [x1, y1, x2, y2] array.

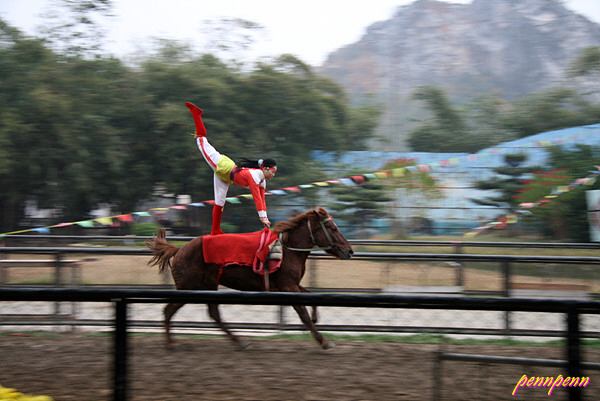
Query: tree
[[408, 85, 470, 152], [499, 88, 599, 138], [201, 18, 265, 68], [327, 175, 393, 235], [381, 158, 443, 198], [37, 0, 114, 58], [470, 153, 534, 214], [0, 23, 381, 233], [568, 46, 600, 77], [408, 46, 600, 153]]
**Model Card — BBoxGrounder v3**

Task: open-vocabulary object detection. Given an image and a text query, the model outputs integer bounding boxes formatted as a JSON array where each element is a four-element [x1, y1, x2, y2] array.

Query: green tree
[[381, 158, 443, 198], [470, 154, 534, 214], [327, 175, 393, 235], [38, 0, 114, 58], [0, 22, 381, 233], [408, 85, 470, 152], [499, 88, 599, 138], [408, 46, 600, 153], [568, 46, 600, 77]]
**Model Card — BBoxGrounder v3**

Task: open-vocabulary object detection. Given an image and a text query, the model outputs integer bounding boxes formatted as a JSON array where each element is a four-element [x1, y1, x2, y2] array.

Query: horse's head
[[273, 207, 353, 259], [308, 207, 354, 260]]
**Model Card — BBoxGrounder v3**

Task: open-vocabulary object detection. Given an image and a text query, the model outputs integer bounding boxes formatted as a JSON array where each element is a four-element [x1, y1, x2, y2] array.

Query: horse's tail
[[146, 228, 179, 273]]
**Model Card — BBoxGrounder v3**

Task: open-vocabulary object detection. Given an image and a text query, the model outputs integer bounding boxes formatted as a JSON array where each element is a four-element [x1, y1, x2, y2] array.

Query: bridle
[[278, 215, 337, 252]]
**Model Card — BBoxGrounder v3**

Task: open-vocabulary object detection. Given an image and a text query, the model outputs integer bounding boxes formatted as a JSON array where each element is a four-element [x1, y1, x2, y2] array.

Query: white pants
[[197, 137, 230, 207]]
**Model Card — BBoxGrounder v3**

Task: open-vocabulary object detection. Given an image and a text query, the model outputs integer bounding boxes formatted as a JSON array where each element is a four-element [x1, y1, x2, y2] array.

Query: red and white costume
[[196, 137, 268, 219], [186, 102, 273, 235]]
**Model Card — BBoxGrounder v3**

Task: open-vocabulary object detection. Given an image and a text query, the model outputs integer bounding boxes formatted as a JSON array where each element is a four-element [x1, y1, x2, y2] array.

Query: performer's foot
[[185, 102, 206, 138], [210, 228, 225, 235]]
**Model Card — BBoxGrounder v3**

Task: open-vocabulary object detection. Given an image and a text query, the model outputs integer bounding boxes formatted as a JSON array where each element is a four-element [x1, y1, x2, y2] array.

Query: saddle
[[202, 228, 282, 275]]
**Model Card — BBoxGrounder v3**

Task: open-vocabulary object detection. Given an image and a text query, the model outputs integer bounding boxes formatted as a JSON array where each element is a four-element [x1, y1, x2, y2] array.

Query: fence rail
[[3, 234, 600, 249], [1, 288, 598, 401]]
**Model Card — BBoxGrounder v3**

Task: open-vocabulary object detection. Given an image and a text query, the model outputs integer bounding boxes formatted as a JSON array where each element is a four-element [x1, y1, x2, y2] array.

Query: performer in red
[[186, 102, 277, 235]]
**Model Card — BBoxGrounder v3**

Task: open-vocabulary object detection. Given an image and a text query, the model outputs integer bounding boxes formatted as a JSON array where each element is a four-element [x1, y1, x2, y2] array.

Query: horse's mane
[[272, 207, 329, 233]]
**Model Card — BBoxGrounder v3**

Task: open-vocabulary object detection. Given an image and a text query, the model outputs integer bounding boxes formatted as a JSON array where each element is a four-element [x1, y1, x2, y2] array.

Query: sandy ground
[[1, 333, 599, 401]]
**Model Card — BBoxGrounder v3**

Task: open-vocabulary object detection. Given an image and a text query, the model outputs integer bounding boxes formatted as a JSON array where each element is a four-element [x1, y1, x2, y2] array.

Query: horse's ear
[[315, 207, 328, 217]]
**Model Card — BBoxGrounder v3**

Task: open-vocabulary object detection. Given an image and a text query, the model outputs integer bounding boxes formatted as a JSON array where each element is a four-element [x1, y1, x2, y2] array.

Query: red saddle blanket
[[202, 228, 281, 275]]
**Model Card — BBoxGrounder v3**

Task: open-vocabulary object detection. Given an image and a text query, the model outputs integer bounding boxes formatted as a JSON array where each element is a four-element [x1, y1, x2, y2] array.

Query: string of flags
[[1, 127, 598, 237]]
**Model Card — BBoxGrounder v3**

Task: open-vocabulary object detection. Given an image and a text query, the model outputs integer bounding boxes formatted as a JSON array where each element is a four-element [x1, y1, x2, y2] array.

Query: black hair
[[237, 157, 277, 169]]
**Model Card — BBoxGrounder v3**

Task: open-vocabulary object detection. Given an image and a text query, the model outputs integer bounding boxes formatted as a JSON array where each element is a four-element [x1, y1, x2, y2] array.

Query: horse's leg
[[291, 303, 333, 350], [288, 285, 331, 349], [164, 302, 185, 348], [207, 303, 251, 350], [299, 285, 318, 324]]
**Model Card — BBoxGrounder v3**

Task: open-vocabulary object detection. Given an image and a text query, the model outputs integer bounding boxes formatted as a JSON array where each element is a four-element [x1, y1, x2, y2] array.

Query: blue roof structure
[[312, 123, 600, 231]]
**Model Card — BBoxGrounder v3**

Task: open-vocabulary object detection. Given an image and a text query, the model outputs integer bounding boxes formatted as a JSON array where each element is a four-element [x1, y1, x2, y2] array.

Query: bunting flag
[[75, 221, 95, 228], [116, 214, 134, 222], [1, 126, 598, 237], [95, 217, 113, 226]]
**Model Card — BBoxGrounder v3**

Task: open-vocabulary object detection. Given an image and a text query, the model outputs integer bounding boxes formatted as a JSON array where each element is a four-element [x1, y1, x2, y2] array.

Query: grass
[[265, 333, 600, 348], [3, 331, 599, 349]]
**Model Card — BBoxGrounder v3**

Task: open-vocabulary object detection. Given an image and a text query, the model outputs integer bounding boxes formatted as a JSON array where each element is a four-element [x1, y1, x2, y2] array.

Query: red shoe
[[185, 102, 206, 138]]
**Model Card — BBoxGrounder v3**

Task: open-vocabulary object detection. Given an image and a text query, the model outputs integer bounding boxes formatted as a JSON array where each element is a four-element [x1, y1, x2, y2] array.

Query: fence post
[[452, 242, 463, 287], [277, 305, 286, 333], [113, 299, 128, 401], [0, 254, 6, 285], [54, 252, 63, 318], [502, 259, 511, 334], [566, 307, 581, 401], [54, 251, 63, 287]]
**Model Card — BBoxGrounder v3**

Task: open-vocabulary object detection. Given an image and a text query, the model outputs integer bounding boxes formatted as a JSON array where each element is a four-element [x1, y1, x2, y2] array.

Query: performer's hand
[[260, 217, 271, 228]]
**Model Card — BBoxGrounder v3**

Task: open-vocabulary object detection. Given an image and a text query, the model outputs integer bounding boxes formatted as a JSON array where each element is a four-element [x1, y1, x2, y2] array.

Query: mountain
[[318, 0, 600, 150]]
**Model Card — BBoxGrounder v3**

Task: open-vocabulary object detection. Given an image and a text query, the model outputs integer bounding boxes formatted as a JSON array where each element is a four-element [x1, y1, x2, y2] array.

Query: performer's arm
[[249, 181, 267, 219], [234, 170, 270, 226]]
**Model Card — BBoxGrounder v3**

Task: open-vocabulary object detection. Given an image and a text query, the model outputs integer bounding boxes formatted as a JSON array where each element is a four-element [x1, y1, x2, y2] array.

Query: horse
[[147, 207, 353, 350]]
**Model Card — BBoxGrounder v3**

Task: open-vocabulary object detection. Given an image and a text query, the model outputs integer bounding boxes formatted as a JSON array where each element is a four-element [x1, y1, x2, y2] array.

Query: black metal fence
[[1, 287, 599, 401], [1, 243, 599, 337]]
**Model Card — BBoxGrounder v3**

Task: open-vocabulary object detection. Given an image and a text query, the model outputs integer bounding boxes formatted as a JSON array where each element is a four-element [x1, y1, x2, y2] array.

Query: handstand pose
[[186, 102, 277, 235]]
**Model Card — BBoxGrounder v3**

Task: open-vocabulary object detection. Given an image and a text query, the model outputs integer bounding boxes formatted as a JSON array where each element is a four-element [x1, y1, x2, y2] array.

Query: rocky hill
[[318, 0, 600, 150]]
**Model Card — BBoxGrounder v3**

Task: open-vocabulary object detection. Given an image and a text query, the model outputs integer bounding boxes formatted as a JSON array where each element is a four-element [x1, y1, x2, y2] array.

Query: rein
[[279, 216, 336, 252]]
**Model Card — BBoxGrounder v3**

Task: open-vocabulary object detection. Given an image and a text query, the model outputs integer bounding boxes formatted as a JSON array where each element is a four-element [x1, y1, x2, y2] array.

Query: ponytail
[[237, 157, 277, 169]]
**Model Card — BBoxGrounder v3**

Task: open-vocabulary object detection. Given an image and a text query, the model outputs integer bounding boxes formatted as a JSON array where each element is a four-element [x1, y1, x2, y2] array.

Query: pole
[[566, 308, 581, 401], [113, 299, 128, 401]]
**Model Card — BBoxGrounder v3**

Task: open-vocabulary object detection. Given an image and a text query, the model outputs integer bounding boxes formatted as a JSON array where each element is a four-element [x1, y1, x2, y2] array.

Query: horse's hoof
[[237, 341, 251, 351], [321, 340, 335, 350]]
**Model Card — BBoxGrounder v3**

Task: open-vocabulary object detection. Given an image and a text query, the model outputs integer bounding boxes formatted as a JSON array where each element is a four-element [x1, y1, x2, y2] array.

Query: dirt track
[[1, 333, 599, 401]]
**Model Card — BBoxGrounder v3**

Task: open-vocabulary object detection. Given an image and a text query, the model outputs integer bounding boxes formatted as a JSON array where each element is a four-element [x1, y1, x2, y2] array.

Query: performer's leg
[[196, 137, 221, 170], [185, 102, 206, 137], [211, 205, 225, 235], [211, 177, 230, 235]]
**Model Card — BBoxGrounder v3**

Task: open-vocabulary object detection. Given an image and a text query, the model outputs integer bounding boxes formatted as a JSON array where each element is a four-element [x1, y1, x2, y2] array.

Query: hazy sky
[[1, 0, 600, 66]]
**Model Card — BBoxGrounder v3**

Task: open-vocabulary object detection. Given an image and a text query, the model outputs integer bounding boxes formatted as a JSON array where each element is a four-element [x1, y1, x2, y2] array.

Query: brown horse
[[147, 207, 353, 350]]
